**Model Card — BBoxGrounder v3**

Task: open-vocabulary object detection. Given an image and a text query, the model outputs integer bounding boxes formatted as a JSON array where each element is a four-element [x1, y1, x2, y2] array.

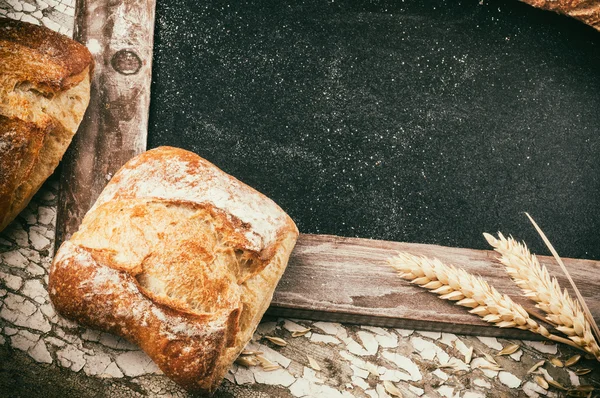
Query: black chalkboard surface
[[148, 0, 600, 260]]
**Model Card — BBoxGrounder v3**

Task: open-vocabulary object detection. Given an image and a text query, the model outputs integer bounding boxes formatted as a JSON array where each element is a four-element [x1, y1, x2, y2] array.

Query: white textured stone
[[27, 263, 46, 276], [0, 335, 5, 345], [26, 309, 52, 333], [29, 226, 50, 250], [437, 385, 454, 398], [21, 13, 40, 25], [4, 327, 18, 336], [345, 336, 370, 356], [84, 353, 112, 376], [7, 0, 23, 12], [103, 362, 124, 378], [310, 333, 341, 345], [29, 339, 52, 363], [351, 364, 369, 379], [477, 336, 503, 350], [498, 371, 521, 388], [473, 378, 491, 388], [411, 336, 440, 361], [45, 337, 66, 347], [11, 227, 29, 247], [318, 384, 346, 398], [432, 369, 449, 381], [0, 271, 23, 290], [357, 331, 379, 355], [567, 369, 580, 387], [418, 331, 441, 340], [374, 333, 398, 348], [2, 250, 29, 268], [41, 16, 61, 32], [22, 2, 36, 12], [394, 328, 414, 337], [0, 289, 7, 297], [115, 350, 158, 377], [57, 345, 86, 372], [379, 367, 412, 382], [510, 350, 523, 361], [381, 351, 421, 381], [523, 341, 558, 354], [99, 333, 137, 350], [39, 303, 56, 322], [522, 381, 547, 398], [224, 371, 234, 384], [351, 376, 370, 390], [289, 378, 311, 397], [19, 248, 40, 264], [21, 279, 47, 304], [256, 321, 278, 335], [252, 368, 295, 387], [11, 330, 40, 352], [234, 366, 255, 385], [37, 207, 56, 225], [409, 386, 425, 396], [32, 10, 43, 19], [0, 293, 51, 332], [313, 322, 347, 339], [302, 366, 322, 383]]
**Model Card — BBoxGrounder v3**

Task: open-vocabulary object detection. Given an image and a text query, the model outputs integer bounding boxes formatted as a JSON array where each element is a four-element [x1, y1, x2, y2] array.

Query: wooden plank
[[267, 234, 600, 338], [55, 0, 156, 246]]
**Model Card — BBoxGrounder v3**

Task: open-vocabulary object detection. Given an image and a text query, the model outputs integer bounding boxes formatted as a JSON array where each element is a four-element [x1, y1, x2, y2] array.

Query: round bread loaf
[[49, 146, 299, 394]]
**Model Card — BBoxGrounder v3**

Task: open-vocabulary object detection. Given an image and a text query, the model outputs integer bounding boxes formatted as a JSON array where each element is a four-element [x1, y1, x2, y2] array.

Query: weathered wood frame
[[56, 0, 600, 338]]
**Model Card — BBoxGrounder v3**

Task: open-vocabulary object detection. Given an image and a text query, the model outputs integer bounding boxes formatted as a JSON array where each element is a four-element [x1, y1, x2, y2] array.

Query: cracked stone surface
[[1, 4, 600, 398]]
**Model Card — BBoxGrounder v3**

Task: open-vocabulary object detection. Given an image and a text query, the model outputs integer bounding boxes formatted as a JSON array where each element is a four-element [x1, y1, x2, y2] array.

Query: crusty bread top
[[90, 146, 295, 257], [50, 147, 299, 392], [0, 17, 93, 94]]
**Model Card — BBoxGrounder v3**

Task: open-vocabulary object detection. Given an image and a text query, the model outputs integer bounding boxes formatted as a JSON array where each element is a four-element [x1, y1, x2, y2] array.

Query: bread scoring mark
[[90, 147, 296, 255]]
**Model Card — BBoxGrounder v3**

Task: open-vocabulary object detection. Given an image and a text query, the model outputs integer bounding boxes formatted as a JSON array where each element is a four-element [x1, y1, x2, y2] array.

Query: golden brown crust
[[0, 17, 94, 93], [50, 147, 299, 394], [0, 18, 92, 231], [520, 0, 600, 31]]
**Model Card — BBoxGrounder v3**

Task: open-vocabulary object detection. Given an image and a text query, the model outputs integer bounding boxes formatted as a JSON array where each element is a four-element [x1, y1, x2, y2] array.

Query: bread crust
[[0, 17, 93, 231], [49, 147, 299, 394]]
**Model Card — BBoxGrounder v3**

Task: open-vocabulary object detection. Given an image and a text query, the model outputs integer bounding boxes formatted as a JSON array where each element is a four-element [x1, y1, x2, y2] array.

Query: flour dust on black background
[[148, 0, 600, 259]]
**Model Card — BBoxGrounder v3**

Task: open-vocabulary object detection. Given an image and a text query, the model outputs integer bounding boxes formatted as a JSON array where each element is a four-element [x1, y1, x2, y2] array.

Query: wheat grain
[[484, 232, 600, 360], [388, 252, 576, 347]]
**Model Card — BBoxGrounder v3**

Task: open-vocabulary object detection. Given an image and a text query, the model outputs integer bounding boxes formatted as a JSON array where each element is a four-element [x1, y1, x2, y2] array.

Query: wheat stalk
[[388, 252, 578, 348], [485, 232, 600, 360]]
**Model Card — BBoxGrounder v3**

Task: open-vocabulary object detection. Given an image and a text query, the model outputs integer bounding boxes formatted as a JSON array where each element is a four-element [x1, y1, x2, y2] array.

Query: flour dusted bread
[[49, 146, 299, 394], [0, 17, 93, 231]]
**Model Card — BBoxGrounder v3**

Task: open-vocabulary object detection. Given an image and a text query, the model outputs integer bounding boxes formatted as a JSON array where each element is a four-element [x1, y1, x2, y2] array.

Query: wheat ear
[[388, 252, 578, 347], [485, 232, 600, 360]]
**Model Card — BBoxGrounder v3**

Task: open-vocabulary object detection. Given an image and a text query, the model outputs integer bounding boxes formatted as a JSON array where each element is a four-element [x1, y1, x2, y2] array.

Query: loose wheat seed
[[498, 344, 520, 356], [383, 381, 403, 397], [264, 336, 288, 347]]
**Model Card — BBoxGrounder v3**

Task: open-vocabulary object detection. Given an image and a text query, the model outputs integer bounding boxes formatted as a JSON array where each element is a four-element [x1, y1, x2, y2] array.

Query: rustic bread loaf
[[0, 17, 93, 231], [49, 146, 299, 394]]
